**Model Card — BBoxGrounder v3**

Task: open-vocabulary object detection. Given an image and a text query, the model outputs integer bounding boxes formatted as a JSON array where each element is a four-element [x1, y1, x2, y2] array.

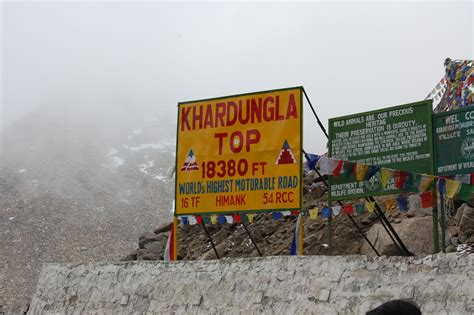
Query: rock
[[360, 216, 437, 256], [153, 222, 172, 234], [406, 211, 416, 218], [446, 245, 457, 253], [304, 171, 317, 185], [459, 204, 474, 242], [140, 243, 164, 260], [121, 249, 138, 261], [201, 242, 228, 260], [450, 237, 459, 246], [303, 185, 311, 194], [138, 232, 168, 249]]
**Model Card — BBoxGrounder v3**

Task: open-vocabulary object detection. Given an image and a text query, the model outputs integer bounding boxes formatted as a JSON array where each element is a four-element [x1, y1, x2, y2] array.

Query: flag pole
[[172, 217, 178, 260]]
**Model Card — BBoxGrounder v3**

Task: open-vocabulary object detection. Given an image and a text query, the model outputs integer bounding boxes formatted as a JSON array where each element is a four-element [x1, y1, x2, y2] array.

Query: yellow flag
[[210, 215, 217, 224], [309, 208, 318, 220], [247, 214, 254, 223], [418, 176, 434, 192], [385, 198, 395, 212], [356, 163, 369, 181], [381, 168, 393, 188], [366, 201, 375, 213], [446, 179, 461, 199]]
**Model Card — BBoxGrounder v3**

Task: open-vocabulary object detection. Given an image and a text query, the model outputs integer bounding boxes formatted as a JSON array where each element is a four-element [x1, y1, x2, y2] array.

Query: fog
[[2, 1, 472, 153]]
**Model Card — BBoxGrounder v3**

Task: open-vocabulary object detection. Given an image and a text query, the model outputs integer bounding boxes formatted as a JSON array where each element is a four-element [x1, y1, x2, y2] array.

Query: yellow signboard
[[175, 87, 303, 215]]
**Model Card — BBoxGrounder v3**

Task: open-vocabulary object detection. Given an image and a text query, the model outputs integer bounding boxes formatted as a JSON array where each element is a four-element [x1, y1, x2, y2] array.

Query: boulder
[[139, 232, 168, 249], [153, 222, 173, 234], [360, 216, 437, 256], [458, 203, 474, 244]]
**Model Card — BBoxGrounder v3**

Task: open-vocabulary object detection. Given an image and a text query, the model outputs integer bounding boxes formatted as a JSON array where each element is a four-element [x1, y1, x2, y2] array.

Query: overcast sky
[[1, 1, 473, 153]]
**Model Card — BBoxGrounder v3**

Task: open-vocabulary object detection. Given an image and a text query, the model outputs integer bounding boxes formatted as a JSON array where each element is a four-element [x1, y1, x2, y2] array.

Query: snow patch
[[19, 169, 27, 173], [139, 161, 155, 174], [106, 148, 125, 168], [154, 174, 167, 181]]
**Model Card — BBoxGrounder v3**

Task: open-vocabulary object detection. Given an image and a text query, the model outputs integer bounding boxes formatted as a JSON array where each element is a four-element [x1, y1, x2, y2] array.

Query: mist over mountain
[[0, 102, 176, 307]]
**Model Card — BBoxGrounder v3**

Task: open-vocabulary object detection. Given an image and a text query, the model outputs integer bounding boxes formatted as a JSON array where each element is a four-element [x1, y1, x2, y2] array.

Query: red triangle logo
[[275, 140, 297, 165]]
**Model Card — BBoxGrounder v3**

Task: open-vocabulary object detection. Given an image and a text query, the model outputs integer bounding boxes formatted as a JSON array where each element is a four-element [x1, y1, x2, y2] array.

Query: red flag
[[333, 160, 343, 176], [395, 171, 408, 189], [232, 214, 241, 223], [420, 191, 432, 208], [196, 215, 203, 224], [343, 204, 354, 215], [291, 210, 300, 216]]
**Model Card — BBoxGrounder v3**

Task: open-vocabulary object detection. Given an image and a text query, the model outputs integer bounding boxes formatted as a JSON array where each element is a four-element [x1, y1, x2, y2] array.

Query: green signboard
[[434, 107, 474, 176], [328, 100, 434, 201]]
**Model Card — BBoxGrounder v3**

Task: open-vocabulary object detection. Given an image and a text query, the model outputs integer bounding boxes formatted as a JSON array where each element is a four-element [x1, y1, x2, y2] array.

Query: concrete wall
[[29, 254, 473, 314]]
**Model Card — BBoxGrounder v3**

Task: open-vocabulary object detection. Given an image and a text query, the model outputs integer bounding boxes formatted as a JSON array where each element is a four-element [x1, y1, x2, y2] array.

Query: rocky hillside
[[125, 171, 474, 262], [1, 104, 176, 309]]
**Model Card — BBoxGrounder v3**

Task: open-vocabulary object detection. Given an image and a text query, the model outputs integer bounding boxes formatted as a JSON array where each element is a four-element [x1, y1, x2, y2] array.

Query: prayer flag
[[366, 201, 375, 213], [291, 210, 300, 216], [385, 198, 395, 212], [217, 215, 226, 224], [305, 153, 320, 171], [343, 204, 354, 215], [289, 213, 303, 256], [418, 175, 434, 192], [409, 194, 419, 211], [420, 191, 432, 208], [446, 179, 461, 199], [355, 204, 365, 215], [247, 214, 254, 223], [356, 163, 369, 181], [189, 216, 197, 225], [232, 214, 241, 223], [241, 214, 249, 223], [321, 207, 332, 218], [196, 215, 203, 224], [225, 215, 234, 224], [395, 171, 409, 189], [273, 212, 283, 220], [210, 215, 217, 224], [396, 195, 409, 212], [203, 216, 211, 224], [343, 161, 355, 177], [281, 211, 291, 217], [458, 184, 471, 202], [309, 208, 318, 219], [181, 216, 189, 225], [333, 160, 343, 176], [316, 156, 334, 175], [332, 206, 342, 216], [381, 168, 393, 188]]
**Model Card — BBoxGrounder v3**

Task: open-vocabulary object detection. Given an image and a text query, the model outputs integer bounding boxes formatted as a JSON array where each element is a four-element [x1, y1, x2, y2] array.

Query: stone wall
[[28, 254, 473, 314]]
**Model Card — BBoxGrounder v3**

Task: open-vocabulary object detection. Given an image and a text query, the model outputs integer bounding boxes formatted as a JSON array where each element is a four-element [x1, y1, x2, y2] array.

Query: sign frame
[[174, 86, 304, 216], [328, 99, 434, 202], [433, 106, 474, 176]]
